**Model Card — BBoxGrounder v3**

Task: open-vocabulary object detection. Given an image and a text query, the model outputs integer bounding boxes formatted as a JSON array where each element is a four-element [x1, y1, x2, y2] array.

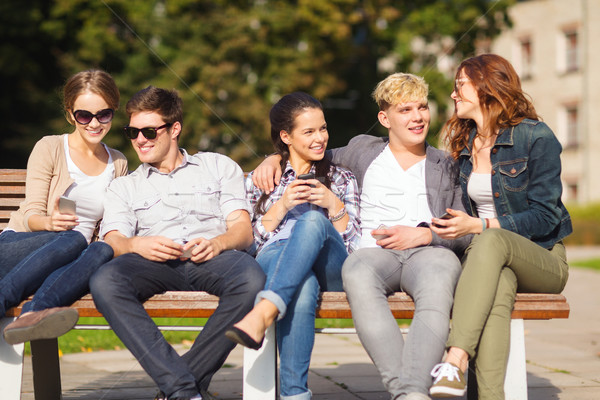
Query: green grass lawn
[[571, 258, 600, 271], [26, 316, 412, 355]]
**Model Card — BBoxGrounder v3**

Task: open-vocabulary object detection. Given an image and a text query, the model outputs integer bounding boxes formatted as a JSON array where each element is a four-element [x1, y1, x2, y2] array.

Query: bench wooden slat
[[0, 198, 24, 208], [5, 292, 570, 320], [0, 169, 27, 182]]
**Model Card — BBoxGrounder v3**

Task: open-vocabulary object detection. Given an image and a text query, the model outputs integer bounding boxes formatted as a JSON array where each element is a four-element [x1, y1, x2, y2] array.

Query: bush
[[563, 203, 600, 245]]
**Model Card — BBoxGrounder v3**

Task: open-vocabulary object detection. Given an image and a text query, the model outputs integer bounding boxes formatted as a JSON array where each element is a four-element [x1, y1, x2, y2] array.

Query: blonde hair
[[372, 73, 428, 110]]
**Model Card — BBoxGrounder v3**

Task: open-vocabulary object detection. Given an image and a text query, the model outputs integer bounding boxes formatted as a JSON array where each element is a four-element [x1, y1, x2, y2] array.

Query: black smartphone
[[297, 173, 316, 187], [433, 212, 453, 228], [58, 196, 77, 215]]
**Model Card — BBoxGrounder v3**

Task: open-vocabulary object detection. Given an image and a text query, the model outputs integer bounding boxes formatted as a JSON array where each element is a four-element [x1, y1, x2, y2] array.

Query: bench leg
[[243, 325, 277, 400], [504, 319, 528, 400], [0, 317, 25, 400], [31, 338, 62, 400], [466, 319, 528, 400]]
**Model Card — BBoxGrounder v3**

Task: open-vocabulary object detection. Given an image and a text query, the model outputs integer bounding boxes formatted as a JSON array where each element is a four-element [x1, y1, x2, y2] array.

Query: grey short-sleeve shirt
[[100, 149, 250, 243]]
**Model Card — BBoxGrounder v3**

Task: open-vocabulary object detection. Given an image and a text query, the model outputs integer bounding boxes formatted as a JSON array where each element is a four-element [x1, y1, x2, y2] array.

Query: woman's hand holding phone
[[281, 179, 312, 210], [49, 196, 79, 231], [430, 209, 482, 239]]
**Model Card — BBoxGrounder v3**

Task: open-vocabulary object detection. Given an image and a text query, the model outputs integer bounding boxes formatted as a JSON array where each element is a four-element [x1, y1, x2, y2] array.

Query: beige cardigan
[[7, 134, 128, 232]]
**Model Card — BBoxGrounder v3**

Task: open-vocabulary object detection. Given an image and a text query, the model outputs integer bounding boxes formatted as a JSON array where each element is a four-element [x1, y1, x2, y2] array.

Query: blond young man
[[254, 73, 470, 399]]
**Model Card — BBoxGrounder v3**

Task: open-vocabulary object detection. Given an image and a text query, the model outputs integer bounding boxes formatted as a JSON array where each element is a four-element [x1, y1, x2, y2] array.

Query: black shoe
[[153, 391, 167, 400], [224, 326, 264, 350]]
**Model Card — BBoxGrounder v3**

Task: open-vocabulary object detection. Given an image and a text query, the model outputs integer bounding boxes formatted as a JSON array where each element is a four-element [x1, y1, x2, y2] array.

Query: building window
[[565, 105, 579, 148], [564, 30, 579, 72], [519, 38, 533, 79]]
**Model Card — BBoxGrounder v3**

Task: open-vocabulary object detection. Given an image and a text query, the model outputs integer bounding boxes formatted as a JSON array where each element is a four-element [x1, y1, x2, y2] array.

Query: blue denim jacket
[[458, 119, 572, 249]]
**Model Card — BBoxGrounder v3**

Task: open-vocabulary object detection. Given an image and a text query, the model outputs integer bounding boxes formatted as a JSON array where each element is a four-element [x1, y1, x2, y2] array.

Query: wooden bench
[[0, 168, 570, 400]]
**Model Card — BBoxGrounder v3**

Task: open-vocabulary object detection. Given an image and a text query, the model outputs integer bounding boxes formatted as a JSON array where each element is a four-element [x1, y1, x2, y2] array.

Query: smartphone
[[297, 173, 316, 187], [181, 241, 197, 258], [372, 224, 389, 241], [58, 196, 76, 215], [433, 212, 454, 228], [182, 246, 195, 258]]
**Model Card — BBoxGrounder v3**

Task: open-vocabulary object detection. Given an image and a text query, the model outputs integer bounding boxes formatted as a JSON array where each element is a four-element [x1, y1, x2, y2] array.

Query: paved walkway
[[20, 246, 600, 399]]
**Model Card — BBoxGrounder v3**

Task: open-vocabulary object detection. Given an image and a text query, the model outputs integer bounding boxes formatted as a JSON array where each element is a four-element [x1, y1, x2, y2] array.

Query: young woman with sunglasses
[[0, 69, 128, 344], [225, 92, 360, 400], [427, 54, 571, 399]]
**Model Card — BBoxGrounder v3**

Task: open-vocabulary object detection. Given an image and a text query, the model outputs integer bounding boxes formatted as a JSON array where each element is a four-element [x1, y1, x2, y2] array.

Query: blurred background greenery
[[0, 0, 513, 171]]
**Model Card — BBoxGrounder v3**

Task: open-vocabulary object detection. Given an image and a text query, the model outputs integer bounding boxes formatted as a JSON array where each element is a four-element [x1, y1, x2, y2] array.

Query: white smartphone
[[371, 224, 389, 241], [182, 244, 197, 258], [58, 196, 77, 215]]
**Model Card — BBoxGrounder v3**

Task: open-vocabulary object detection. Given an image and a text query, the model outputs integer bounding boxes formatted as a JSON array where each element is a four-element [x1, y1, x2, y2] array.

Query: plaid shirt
[[246, 162, 361, 254]]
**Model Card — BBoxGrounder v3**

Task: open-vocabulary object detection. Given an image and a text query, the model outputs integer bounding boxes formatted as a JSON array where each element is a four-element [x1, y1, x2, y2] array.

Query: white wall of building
[[491, 0, 600, 204]]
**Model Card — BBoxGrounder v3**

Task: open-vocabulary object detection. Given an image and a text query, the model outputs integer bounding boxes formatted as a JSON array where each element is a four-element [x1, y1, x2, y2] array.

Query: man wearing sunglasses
[[89, 86, 265, 400]]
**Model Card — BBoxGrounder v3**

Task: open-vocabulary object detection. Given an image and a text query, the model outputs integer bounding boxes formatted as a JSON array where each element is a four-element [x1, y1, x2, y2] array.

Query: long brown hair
[[444, 54, 539, 159], [255, 92, 332, 215]]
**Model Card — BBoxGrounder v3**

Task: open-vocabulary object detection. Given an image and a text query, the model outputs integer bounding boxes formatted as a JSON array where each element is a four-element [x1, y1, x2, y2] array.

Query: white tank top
[[62, 135, 115, 243], [467, 172, 496, 219]]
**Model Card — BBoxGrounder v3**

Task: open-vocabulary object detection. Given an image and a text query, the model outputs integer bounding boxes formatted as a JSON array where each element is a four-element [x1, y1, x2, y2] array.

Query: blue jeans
[[256, 211, 348, 399], [0, 229, 92, 317], [89, 250, 265, 399], [342, 246, 462, 399]]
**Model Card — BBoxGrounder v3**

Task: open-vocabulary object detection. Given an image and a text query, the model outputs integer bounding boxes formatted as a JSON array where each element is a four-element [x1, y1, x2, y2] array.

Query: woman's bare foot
[[444, 347, 469, 373]]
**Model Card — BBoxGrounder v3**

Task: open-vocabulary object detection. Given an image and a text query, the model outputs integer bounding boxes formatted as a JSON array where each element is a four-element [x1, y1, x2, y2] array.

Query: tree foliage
[[0, 0, 513, 169]]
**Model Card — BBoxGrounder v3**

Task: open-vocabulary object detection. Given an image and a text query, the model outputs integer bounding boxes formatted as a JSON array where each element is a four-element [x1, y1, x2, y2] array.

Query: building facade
[[490, 0, 600, 204]]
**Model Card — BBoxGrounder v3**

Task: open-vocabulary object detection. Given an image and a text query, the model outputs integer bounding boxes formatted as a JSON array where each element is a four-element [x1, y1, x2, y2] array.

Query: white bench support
[[242, 320, 529, 400], [243, 325, 277, 400], [504, 319, 528, 400], [0, 317, 25, 400]]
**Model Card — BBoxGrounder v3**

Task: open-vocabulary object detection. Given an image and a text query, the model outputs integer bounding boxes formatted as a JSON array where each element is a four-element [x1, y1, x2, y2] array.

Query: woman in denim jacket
[[427, 54, 571, 399]]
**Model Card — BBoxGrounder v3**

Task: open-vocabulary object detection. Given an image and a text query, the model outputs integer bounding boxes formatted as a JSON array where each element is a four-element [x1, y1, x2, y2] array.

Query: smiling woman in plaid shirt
[[226, 92, 359, 400]]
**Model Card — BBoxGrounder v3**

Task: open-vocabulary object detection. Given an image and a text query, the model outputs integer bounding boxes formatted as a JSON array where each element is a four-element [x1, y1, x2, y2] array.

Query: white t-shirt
[[467, 172, 497, 219], [358, 145, 432, 248], [63, 136, 115, 243]]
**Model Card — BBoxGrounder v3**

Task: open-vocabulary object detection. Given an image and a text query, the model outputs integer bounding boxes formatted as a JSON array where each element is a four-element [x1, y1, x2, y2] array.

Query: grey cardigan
[[328, 134, 470, 255]]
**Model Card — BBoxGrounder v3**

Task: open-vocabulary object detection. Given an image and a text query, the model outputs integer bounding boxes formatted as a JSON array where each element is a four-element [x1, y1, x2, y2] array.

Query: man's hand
[[104, 231, 183, 261], [183, 237, 224, 263], [252, 154, 282, 194], [130, 236, 183, 262], [375, 225, 432, 250]]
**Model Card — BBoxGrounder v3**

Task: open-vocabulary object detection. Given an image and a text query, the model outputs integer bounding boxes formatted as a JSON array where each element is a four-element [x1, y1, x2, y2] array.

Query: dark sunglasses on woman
[[73, 109, 114, 125], [123, 123, 173, 140]]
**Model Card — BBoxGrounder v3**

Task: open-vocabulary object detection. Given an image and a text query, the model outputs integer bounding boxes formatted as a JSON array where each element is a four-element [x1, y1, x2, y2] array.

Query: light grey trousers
[[342, 246, 462, 399]]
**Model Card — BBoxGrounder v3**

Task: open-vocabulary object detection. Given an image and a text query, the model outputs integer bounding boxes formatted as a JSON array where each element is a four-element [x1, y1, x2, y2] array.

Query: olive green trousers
[[447, 228, 568, 400]]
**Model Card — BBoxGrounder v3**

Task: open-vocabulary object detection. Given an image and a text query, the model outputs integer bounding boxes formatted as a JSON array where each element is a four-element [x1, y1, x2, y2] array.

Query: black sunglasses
[[123, 123, 173, 140], [73, 108, 114, 125]]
